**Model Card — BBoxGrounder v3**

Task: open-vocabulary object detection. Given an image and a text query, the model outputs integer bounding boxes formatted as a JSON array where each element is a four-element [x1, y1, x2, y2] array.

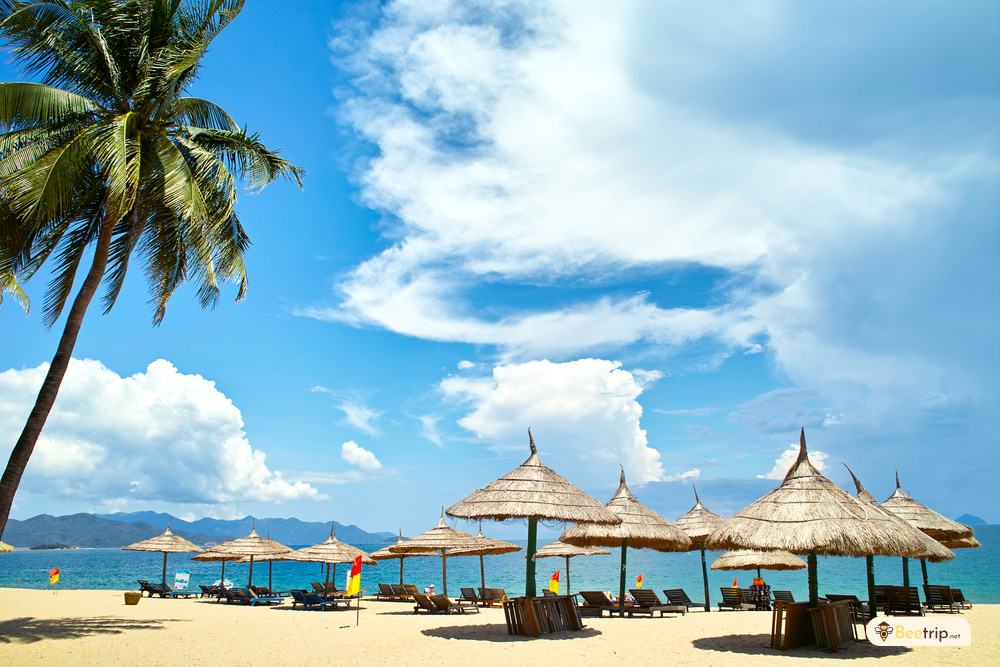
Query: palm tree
[[0, 0, 303, 537]]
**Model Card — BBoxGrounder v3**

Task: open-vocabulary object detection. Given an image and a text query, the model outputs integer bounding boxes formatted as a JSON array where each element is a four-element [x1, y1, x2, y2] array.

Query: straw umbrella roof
[[880, 472, 974, 542], [122, 523, 204, 555], [371, 530, 410, 561], [941, 536, 980, 550], [711, 549, 807, 571], [445, 526, 522, 558], [532, 540, 610, 560], [388, 513, 482, 554], [844, 465, 954, 563], [203, 523, 291, 559], [706, 431, 932, 558], [673, 486, 726, 548], [561, 468, 691, 551], [0, 540, 13, 552], [445, 431, 621, 525], [282, 526, 376, 565]]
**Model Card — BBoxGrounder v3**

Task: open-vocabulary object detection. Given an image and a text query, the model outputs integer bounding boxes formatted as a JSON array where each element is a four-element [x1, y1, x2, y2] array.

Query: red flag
[[346, 554, 362, 597], [636, 574, 643, 588], [49, 568, 59, 584], [548, 570, 560, 594], [732, 576, 738, 588]]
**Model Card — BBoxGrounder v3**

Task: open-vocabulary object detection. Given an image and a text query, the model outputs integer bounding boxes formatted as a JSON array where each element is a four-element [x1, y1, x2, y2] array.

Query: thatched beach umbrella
[[444, 524, 522, 591], [881, 472, 973, 587], [532, 540, 610, 595], [0, 540, 12, 552], [562, 467, 691, 616], [202, 520, 291, 587], [123, 521, 204, 586], [845, 465, 953, 619], [673, 486, 726, 612], [941, 536, 980, 550], [388, 512, 482, 597], [446, 430, 621, 597], [706, 430, 934, 607], [710, 549, 807, 578], [371, 529, 434, 585], [282, 525, 376, 592]]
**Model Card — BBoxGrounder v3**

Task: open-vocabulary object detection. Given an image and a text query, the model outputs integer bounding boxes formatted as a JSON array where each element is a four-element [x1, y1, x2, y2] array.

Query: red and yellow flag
[[636, 574, 643, 588], [548, 570, 560, 594], [49, 568, 59, 585], [345, 554, 362, 597], [732, 576, 738, 588]]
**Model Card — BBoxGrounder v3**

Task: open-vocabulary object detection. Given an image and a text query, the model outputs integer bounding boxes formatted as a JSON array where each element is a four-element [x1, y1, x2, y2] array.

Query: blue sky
[[1, 0, 997, 538]]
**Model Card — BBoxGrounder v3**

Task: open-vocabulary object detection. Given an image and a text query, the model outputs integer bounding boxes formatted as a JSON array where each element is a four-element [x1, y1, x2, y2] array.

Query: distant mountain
[[96, 512, 395, 545], [957, 513, 986, 526], [4, 513, 221, 548]]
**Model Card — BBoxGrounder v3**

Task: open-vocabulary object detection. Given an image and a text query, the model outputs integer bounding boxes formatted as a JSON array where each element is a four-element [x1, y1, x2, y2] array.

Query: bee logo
[[874, 621, 893, 642]]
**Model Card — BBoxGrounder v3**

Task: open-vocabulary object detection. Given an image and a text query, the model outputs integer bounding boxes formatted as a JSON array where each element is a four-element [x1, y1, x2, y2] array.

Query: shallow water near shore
[[2, 525, 997, 603]]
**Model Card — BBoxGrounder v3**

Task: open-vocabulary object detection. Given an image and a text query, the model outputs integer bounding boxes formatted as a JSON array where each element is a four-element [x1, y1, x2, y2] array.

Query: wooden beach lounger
[[390, 584, 412, 600], [458, 587, 483, 606], [375, 583, 397, 601], [430, 594, 479, 614], [886, 586, 924, 616], [923, 585, 960, 613], [951, 588, 972, 609], [137, 580, 168, 597], [772, 590, 795, 604], [662, 588, 707, 612], [627, 589, 686, 617], [718, 587, 754, 611], [578, 590, 618, 617]]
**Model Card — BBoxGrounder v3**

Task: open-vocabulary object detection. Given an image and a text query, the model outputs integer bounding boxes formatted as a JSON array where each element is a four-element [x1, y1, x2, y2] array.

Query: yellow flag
[[49, 568, 59, 584], [346, 555, 362, 597], [548, 570, 559, 594]]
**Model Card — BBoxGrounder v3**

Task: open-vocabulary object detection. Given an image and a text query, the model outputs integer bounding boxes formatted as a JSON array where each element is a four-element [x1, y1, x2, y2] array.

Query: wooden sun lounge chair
[[886, 585, 924, 616], [477, 587, 507, 608], [138, 580, 168, 597], [628, 589, 686, 617], [718, 587, 755, 611], [430, 594, 480, 614], [951, 589, 972, 609], [251, 585, 289, 598], [772, 590, 795, 604], [375, 583, 397, 601], [458, 587, 483, 606], [390, 584, 412, 600], [412, 592, 442, 614], [578, 590, 618, 617], [662, 588, 707, 612], [301, 592, 350, 611], [873, 586, 888, 613], [402, 584, 420, 599], [923, 585, 960, 613], [246, 588, 284, 606]]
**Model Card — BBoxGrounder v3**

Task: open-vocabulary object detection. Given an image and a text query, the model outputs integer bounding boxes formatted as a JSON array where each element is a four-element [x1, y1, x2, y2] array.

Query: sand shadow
[[0, 616, 183, 644], [691, 633, 913, 659], [422, 623, 601, 642]]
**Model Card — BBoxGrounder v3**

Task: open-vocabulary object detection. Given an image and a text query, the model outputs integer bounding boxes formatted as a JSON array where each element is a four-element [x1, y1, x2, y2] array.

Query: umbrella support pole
[[162, 552, 168, 586], [248, 556, 254, 588], [565, 556, 571, 596], [901, 557, 910, 587], [866, 555, 877, 622], [699, 545, 710, 612], [807, 550, 818, 608], [442, 551, 448, 598], [920, 558, 928, 587], [479, 555, 486, 591], [525, 516, 538, 598], [619, 538, 628, 618], [399, 558, 404, 586]]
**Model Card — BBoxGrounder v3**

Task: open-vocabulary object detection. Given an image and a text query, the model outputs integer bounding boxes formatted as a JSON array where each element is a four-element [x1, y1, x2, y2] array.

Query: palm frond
[[186, 126, 304, 190], [168, 97, 238, 131], [0, 82, 102, 129], [0, 266, 30, 313]]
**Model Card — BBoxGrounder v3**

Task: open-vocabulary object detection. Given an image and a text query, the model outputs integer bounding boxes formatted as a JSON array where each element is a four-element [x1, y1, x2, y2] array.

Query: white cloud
[[339, 400, 381, 435], [758, 443, 829, 480], [457, 360, 475, 370], [440, 359, 664, 485], [314, 0, 998, 430], [0, 359, 323, 506], [340, 440, 383, 472], [417, 414, 444, 447], [664, 468, 700, 483]]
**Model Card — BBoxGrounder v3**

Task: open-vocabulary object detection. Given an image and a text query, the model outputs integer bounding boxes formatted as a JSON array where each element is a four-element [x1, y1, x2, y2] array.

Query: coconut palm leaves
[[0, 0, 303, 538]]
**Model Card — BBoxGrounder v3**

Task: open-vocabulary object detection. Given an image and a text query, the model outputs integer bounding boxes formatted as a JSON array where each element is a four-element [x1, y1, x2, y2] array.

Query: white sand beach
[[0, 588, 995, 666]]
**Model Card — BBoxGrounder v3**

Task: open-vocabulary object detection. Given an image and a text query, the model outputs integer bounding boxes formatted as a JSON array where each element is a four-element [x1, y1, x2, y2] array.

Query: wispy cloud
[[655, 408, 718, 417], [340, 440, 383, 472]]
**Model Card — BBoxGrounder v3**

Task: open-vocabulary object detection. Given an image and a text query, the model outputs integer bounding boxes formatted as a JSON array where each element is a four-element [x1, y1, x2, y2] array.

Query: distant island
[[29, 543, 71, 550], [957, 513, 986, 525], [3, 512, 395, 549]]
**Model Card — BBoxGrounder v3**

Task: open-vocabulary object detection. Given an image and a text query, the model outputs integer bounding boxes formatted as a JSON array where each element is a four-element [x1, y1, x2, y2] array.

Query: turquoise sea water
[[2, 525, 998, 604]]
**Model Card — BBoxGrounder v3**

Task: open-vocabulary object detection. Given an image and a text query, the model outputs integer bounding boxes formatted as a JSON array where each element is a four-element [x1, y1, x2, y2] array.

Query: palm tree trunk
[[0, 219, 114, 538]]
